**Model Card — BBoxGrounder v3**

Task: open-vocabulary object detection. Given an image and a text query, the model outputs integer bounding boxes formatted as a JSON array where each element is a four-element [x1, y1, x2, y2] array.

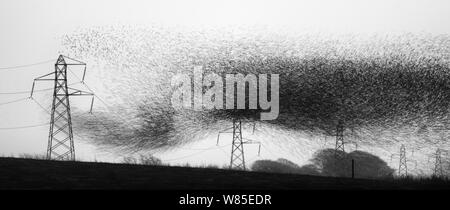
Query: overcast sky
[[0, 0, 449, 166]]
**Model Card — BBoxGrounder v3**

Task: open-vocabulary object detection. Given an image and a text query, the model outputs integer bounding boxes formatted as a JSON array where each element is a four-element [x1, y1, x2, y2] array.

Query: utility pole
[[31, 55, 94, 161], [351, 159, 355, 179], [217, 118, 261, 170]]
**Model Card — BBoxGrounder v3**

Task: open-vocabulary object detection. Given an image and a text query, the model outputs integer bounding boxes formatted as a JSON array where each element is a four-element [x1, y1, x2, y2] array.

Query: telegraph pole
[[31, 55, 94, 161]]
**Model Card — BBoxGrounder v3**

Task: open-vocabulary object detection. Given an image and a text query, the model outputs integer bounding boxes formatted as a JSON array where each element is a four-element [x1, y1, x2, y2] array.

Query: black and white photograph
[[0, 0, 449, 208]]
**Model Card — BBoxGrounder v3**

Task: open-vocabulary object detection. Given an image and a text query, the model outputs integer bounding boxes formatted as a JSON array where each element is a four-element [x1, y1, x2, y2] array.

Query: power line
[[31, 98, 88, 141], [31, 98, 52, 114], [0, 122, 49, 130], [0, 88, 53, 95], [179, 145, 229, 151], [162, 144, 231, 162], [0, 59, 54, 70], [0, 97, 29, 106], [0, 82, 80, 95]]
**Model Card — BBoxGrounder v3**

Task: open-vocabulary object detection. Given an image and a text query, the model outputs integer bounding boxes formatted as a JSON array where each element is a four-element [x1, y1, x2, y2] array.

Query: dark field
[[0, 157, 449, 190]]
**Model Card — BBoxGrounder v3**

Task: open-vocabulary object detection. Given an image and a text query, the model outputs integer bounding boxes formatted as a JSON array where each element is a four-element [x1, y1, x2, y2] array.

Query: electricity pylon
[[230, 119, 245, 169], [430, 126, 449, 178], [434, 149, 443, 177], [217, 118, 261, 170], [390, 144, 417, 177], [398, 144, 408, 177], [31, 55, 94, 161], [429, 148, 449, 178], [335, 120, 345, 158], [334, 67, 348, 159]]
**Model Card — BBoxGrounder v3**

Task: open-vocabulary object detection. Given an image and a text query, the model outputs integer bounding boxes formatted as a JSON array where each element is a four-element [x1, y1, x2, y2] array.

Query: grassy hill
[[0, 157, 449, 190]]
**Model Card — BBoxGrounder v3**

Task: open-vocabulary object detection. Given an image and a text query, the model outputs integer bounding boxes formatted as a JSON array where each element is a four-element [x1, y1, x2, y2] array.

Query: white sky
[[0, 0, 449, 167]]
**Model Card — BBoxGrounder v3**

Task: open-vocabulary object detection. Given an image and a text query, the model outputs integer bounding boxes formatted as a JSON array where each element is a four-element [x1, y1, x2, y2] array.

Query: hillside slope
[[0, 158, 448, 190]]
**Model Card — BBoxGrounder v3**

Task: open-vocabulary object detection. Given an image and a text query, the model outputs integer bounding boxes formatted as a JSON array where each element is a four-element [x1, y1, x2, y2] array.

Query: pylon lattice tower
[[31, 55, 93, 161], [217, 118, 261, 171], [433, 149, 443, 177], [230, 118, 245, 170], [334, 67, 347, 159], [335, 120, 345, 158], [398, 144, 408, 177]]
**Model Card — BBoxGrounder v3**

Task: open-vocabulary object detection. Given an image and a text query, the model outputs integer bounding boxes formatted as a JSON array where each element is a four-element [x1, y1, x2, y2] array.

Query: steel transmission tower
[[31, 55, 93, 161], [217, 118, 261, 170], [335, 120, 345, 158], [334, 67, 347, 159], [433, 149, 443, 177], [398, 144, 408, 177], [430, 148, 448, 178], [430, 126, 449, 177], [230, 119, 245, 169], [390, 144, 418, 178]]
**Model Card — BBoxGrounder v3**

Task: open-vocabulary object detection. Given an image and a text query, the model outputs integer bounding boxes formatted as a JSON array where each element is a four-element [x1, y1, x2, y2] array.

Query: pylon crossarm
[[242, 138, 259, 144], [67, 88, 95, 113], [67, 88, 93, 96], [390, 154, 399, 163], [61, 55, 86, 65], [34, 72, 55, 80], [30, 72, 56, 98], [242, 138, 262, 156], [216, 128, 234, 145]]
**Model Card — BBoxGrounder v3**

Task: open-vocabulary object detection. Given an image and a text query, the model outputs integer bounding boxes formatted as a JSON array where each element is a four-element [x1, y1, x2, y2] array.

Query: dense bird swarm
[[62, 26, 450, 170]]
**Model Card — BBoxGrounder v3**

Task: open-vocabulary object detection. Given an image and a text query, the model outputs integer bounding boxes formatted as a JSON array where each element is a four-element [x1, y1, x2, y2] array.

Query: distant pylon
[[433, 148, 444, 178], [230, 118, 245, 170], [398, 144, 408, 177], [31, 55, 93, 161], [217, 118, 261, 171], [335, 120, 345, 158]]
